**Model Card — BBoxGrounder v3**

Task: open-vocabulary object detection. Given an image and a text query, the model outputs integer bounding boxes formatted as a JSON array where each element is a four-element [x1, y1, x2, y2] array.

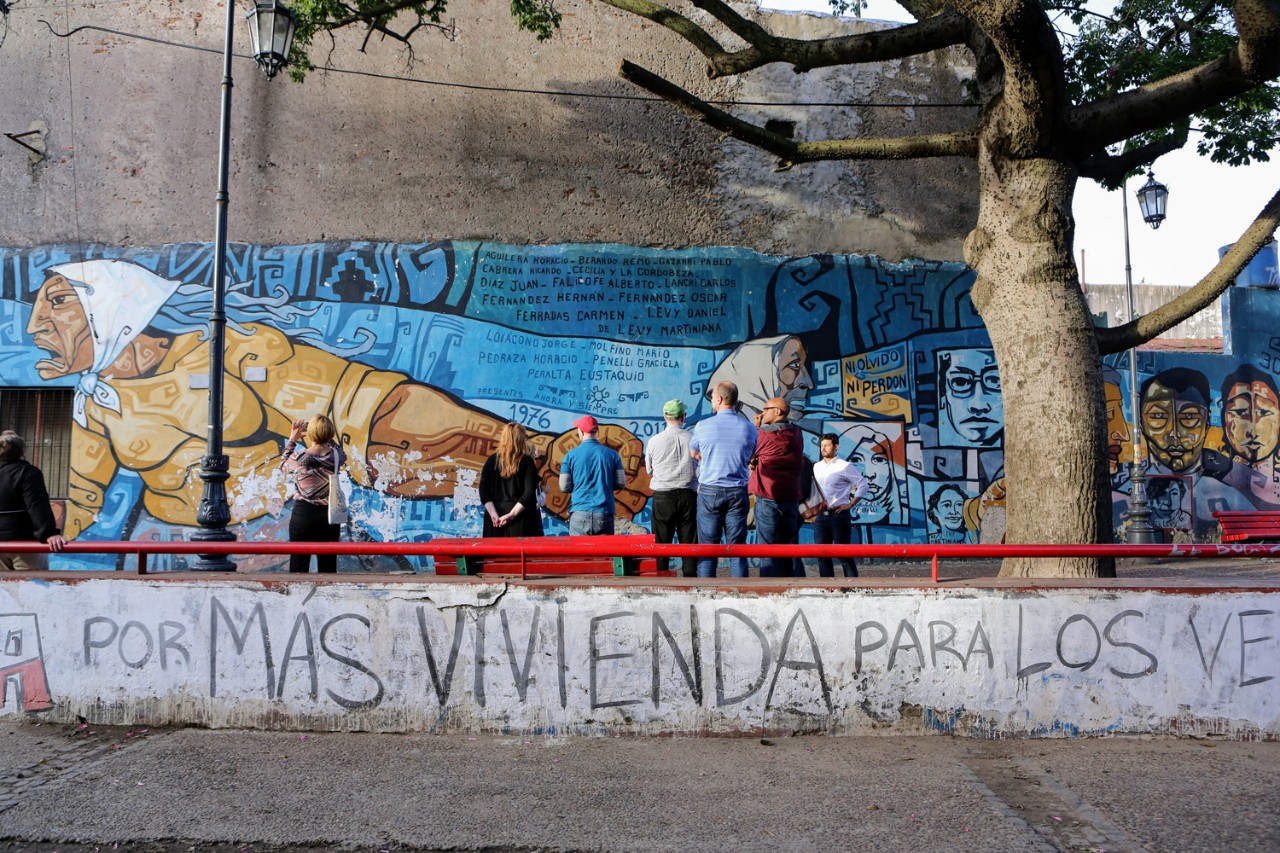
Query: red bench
[[433, 534, 671, 578], [1213, 511, 1280, 543]]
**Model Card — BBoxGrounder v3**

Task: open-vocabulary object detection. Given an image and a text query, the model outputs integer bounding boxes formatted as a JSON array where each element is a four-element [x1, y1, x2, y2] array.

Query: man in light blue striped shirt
[[689, 381, 757, 578]]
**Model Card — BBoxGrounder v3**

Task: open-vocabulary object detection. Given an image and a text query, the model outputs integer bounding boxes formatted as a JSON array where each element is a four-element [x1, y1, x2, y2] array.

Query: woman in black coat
[[478, 422, 544, 538]]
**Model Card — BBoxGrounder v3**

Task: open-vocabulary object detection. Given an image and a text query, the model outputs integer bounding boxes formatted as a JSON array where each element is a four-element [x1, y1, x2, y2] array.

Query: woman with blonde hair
[[478, 422, 544, 538], [280, 413, 347, 573]]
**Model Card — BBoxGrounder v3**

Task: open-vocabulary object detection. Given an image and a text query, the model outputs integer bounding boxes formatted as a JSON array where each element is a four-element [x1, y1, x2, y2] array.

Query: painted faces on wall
[[25, 275, 93, 379], [776, 336, 813, 417], [1149, 476, 1190, 528], [1140, 371, 1211, 473], [1104, 374, 1133, 477], [705, 335, 813, 421], [1221, 369, 1280, 466], [927, 483, 968, 535], [938, 348, 1003, 447], [849, 434, 893, 502]]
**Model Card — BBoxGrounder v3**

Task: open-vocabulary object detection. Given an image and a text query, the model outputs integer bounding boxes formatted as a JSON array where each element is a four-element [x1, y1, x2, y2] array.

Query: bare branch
[[686, 0, 780, 53], [597, 0, 968, 79], [1096, 186, 1280, 354], [619, 60, 978, 166], [595, 0, 731, 66], [619, 60, 798, 161], [1076, 124, 1190, 188], [717, 10, 971, 77]]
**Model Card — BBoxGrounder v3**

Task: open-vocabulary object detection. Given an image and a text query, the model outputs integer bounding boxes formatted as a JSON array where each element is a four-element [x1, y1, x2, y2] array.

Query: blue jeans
[[754, 498, 799, 578], [569, 510, 614, 536], [696, 485, 749, 578], [813, 510, 858, 577]]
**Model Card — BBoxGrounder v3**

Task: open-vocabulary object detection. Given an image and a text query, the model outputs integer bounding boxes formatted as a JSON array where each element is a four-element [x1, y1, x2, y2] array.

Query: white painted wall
[[2, 578, 1277, 737]]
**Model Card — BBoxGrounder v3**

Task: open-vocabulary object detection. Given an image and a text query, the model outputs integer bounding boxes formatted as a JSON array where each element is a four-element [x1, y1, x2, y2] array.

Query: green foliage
[[510, 0, 562, 41], [1051, 0, 1280, 169], [825, 0, 867, 16]]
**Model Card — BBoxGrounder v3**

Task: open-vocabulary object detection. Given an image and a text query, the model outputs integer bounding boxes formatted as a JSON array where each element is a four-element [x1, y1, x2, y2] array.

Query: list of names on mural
[[468, 248, 738, 341]]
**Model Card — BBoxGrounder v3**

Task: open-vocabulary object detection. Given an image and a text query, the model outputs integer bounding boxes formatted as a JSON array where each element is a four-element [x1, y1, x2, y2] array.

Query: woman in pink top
[[280, 414, 347, 573]]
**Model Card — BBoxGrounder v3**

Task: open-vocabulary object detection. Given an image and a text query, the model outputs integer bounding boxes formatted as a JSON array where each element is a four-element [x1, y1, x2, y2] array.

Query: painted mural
[[1, 241, 1279, 569], [1103, 284, 1280, 540]]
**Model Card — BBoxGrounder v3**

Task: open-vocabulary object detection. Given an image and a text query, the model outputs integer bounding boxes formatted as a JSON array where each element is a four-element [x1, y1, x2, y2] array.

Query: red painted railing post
[[931, 552, 938, 583]]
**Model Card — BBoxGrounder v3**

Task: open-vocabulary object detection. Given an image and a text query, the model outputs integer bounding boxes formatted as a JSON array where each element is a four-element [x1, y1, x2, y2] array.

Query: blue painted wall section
[[1, 241, 1278, 569]]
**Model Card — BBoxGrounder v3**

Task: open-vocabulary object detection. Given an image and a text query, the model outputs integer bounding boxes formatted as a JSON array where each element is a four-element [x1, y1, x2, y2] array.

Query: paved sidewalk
[[2, 720, 1279, 852]]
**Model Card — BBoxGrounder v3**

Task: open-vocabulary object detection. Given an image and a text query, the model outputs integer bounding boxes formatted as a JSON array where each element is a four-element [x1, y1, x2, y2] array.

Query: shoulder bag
[[327, 448, 349, 525]]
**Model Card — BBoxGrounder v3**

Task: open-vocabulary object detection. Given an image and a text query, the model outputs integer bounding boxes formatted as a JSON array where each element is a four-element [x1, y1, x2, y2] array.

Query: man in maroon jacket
[[750, 396, 804, 578]]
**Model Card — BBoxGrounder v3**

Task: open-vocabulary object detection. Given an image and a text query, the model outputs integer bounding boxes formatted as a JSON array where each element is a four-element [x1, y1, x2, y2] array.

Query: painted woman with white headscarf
[[705, 335, 814, 422]]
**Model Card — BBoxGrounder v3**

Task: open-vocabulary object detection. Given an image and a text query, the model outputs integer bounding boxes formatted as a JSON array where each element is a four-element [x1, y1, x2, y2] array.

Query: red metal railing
[[4, 539, 1280, 581]]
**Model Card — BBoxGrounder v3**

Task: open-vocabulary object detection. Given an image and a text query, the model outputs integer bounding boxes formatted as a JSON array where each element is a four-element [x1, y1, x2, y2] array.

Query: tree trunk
[[964, 148, 1115, 578]]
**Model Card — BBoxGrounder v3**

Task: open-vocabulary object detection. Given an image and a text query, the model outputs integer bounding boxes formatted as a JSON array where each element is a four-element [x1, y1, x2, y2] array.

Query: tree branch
[[1068, 2, 1280, 156], [1075, 124, 1190, 188], [619, 60, 977, 165], [718, 10, 971, 77], [595, 0, 732, 66], [1096, 186, 1280, 354], [596, 0, 968, 79]]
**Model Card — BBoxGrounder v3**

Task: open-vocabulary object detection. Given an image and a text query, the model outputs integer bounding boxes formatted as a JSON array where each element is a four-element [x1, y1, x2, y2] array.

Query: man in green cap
[[644, 399, 698, 576]]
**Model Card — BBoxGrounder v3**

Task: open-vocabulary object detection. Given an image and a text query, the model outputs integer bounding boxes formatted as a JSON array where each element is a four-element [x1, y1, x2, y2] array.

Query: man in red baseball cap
[[558, 414, 626, 535]]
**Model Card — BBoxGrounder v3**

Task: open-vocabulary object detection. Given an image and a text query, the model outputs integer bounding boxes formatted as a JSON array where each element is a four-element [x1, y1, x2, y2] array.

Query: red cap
[[574, 415, 599, 433]]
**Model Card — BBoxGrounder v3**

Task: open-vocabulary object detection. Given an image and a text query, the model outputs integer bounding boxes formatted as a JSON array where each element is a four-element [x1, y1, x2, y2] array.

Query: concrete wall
[[0, 1, 975, 260], [3, 575, 1278, 736], [1085, 283, 1224, 341]]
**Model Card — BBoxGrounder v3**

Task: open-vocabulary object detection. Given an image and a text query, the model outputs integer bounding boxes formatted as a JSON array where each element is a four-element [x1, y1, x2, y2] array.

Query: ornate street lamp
[[192, 1, 296, 571], [1123, 170, 1169, 545], [246, 0, 298, 80], [1136, 170, 1169, 229]]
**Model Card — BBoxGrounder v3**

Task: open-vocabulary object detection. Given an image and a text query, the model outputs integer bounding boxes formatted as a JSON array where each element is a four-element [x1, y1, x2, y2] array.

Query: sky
[[758, 0, 1280, 287]]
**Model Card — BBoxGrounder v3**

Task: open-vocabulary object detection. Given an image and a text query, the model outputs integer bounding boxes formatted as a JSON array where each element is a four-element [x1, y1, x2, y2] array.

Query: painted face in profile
[[776, 337, 813, 416], [1141, 379, 1209, 472], [1104, 380, 1133, 476], [25, 275, 94, 379], [1223, 380, 1280, 465]]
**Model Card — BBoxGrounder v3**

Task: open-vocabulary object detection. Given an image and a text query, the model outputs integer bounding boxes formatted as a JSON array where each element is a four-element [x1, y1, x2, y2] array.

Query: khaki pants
[[0, 552, 47, 571]]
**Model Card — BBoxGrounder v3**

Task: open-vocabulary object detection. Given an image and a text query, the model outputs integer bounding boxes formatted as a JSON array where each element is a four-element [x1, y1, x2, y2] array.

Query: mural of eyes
[[1176, 407, 1206, 431], [945, 369, 1001, 397]]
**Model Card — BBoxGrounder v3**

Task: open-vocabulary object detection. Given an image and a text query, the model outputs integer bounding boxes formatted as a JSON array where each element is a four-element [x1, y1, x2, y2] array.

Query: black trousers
[[652, 488, 698, 577], [288, 499, 341, 573]]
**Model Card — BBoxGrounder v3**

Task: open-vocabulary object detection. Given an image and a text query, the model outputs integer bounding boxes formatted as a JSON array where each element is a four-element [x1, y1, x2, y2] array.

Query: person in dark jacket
[[479, 422, 545, 538], [0, 430, 67, 571]]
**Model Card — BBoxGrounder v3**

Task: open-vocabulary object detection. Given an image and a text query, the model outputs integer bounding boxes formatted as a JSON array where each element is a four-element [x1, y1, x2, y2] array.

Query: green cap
[[663, 399, 687, 418]]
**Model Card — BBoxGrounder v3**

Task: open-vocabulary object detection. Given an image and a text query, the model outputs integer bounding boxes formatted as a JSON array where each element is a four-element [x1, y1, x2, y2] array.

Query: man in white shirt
[[644, 399, 698, 576], [812, 432, 869, 578]]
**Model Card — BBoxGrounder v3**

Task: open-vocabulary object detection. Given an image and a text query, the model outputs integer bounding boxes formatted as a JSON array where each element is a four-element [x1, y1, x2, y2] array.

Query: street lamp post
[[192, 1, 296, 571], [1123, 169, 1169, 545]]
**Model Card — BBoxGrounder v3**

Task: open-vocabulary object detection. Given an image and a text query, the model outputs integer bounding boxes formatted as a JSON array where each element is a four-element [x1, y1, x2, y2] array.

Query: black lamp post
[[192, 1, 296, 571], [1123, 170, 1169, 545]]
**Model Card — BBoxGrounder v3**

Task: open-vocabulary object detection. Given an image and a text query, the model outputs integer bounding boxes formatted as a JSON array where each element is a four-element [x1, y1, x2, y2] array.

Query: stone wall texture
[[0, 1, 976, 258]]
